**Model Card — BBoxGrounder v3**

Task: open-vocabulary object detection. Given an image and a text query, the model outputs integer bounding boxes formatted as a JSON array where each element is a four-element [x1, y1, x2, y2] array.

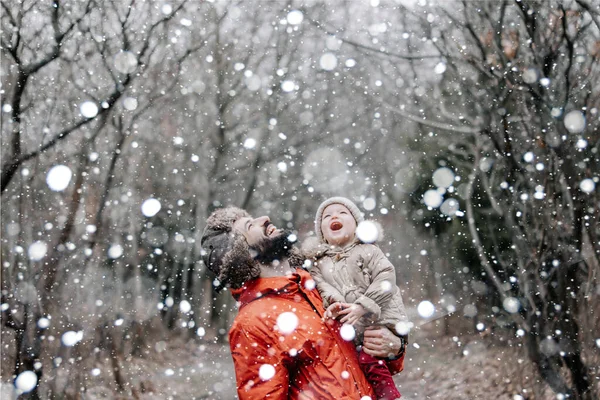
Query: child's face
[[320, 203, 357, 248]]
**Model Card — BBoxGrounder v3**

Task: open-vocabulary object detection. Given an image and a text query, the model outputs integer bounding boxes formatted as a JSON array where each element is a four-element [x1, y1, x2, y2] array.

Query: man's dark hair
[[200, 207, 260, 290], [201, 208, 304, 290]]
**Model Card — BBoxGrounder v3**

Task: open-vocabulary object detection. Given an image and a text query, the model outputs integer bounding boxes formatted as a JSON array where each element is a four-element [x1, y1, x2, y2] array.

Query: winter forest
[[1, 0, 599, 399]]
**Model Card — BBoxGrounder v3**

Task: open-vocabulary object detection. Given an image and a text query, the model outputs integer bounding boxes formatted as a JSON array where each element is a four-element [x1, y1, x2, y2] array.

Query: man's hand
[[362, 326, 405, 358]]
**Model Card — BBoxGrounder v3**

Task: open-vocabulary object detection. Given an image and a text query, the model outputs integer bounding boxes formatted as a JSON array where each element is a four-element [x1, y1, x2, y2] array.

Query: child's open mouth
[[330, 221, 343, 231]]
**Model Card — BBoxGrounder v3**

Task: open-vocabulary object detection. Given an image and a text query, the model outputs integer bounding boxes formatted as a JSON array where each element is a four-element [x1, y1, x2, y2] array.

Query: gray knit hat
[[200, 207, 260, 289], [314, 197, 364, 243]]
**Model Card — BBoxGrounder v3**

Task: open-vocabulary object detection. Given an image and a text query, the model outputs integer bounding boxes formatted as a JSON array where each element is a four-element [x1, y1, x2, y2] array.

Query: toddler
[[310, 197, 408, 400]]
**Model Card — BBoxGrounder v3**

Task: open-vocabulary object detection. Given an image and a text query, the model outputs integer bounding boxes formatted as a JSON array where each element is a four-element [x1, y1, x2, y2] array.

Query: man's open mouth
[[330, 221, 343, 231], [266, 224, 277, 236]]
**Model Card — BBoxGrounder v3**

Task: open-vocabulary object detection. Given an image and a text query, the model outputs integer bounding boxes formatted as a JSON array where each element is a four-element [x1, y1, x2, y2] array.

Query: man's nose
[[254, 216, 270, 226]]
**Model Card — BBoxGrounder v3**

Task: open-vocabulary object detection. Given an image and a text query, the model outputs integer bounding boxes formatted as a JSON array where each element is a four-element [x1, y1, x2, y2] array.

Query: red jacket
[[229, 269, 376, 399]]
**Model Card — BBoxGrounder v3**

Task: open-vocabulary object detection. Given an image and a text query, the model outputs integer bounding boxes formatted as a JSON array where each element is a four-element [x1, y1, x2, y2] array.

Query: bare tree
[[366, 1, 600, 398]]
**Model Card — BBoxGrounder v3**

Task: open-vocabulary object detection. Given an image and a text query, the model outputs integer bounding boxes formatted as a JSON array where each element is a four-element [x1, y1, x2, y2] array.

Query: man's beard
[[251, 230, 294, 264]]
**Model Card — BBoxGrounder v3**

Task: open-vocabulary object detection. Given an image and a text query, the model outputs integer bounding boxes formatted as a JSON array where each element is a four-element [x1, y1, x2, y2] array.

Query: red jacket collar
[[231, 268, 312, 306]]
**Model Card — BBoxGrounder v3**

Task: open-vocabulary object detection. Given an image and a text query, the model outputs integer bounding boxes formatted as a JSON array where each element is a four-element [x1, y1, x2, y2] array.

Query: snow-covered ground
[[133, 325, 577, 400], [3, 323, 598, 399]]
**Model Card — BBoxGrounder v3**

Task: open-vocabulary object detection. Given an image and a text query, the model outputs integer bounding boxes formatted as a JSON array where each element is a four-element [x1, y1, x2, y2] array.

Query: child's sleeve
[[354, 246, 397, 319], [310, 261, 346, 308]]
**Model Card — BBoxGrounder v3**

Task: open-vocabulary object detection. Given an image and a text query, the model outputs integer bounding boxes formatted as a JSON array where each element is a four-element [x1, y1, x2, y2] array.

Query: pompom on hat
[[314, 197, 364, 243]]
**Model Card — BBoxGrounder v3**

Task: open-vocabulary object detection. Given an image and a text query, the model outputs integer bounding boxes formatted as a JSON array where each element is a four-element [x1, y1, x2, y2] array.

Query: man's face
[[233, 215, 282, 247], [233, 215, 292, 263]]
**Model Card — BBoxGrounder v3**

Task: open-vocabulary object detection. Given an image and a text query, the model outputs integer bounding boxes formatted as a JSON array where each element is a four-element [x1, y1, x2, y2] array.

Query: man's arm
[[362, 326, 407, 375], [230, 325, 290, 399], [362, 326, 406, 358]]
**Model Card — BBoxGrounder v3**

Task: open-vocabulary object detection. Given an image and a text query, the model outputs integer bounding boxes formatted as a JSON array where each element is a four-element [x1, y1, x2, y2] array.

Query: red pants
[[358, 350, 402, 400]]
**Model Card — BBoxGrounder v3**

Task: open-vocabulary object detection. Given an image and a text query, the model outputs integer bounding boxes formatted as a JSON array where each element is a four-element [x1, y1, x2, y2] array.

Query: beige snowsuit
[[310, 241, 409, 339]]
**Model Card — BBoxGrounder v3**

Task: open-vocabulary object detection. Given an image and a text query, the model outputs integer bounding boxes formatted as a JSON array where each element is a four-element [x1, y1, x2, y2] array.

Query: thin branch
[[0, 296, 23, 331], [215, 127, 333, 181], [1, 1, 191, 193], [1, 1, 21, 62], [25, 0, 93, 76], [466, 161, 529, 330], [561, 5, 575, 110], [461, 1, 488, 61], [381, 101, 481, 134], [0, 1, 17, 27], [16, 117, 97, 163], [305, 15, 442, 61], [479, 169, 504, 216], [137, 0, 188, 68], [575, 0, 600, 32]]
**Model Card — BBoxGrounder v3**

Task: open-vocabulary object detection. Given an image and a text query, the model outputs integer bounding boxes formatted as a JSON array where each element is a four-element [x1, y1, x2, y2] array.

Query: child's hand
[[339, 303, 366, 326], [325, 302, 351, 320]]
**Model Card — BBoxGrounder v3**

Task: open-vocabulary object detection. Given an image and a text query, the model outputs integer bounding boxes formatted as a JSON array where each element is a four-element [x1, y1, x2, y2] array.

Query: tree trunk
[[107, 327, 126, 392], [561, 223, 591, 398], [15, 304, 42, 400], [526, 313, 573, 397]]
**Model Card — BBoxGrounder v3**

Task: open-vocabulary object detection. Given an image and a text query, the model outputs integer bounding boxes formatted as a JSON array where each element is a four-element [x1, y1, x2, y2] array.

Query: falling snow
[[141, 198, 162, 217], [417, 300, 435, 319], [79, 101, 99, 119], [259, 364, 276, 381], [46, 165, 72, 191], [340, 324, 356, 341], [276, 312, 299, 335], [14, 371, 37, 394], [2, 1, 598, 399], [355, 220, 379, 243], [27, 241, 47, 261]]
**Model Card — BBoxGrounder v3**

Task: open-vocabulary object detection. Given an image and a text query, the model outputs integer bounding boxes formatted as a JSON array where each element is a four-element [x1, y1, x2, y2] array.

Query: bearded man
[[200, 207, 405, 400]]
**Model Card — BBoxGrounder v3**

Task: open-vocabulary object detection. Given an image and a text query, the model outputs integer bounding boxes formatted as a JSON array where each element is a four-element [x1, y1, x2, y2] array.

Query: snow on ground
[[4, 321, 597, 399], [137, 325, 563, 400]]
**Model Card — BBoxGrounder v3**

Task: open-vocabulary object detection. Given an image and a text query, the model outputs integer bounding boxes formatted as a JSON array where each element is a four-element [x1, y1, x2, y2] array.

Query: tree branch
[[465, 144, 529, 330], [381, 101, 481, 134], [305, 14, 442, 61], [575, 0, 600, 32], [0, 296, 23, 331]]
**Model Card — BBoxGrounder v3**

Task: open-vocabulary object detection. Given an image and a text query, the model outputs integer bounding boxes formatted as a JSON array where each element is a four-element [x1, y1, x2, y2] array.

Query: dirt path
[[136, 342, 237, 400], [394, 325, 560, 400], [139, 324, 548, 400], [5, 318, 595, 399]]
